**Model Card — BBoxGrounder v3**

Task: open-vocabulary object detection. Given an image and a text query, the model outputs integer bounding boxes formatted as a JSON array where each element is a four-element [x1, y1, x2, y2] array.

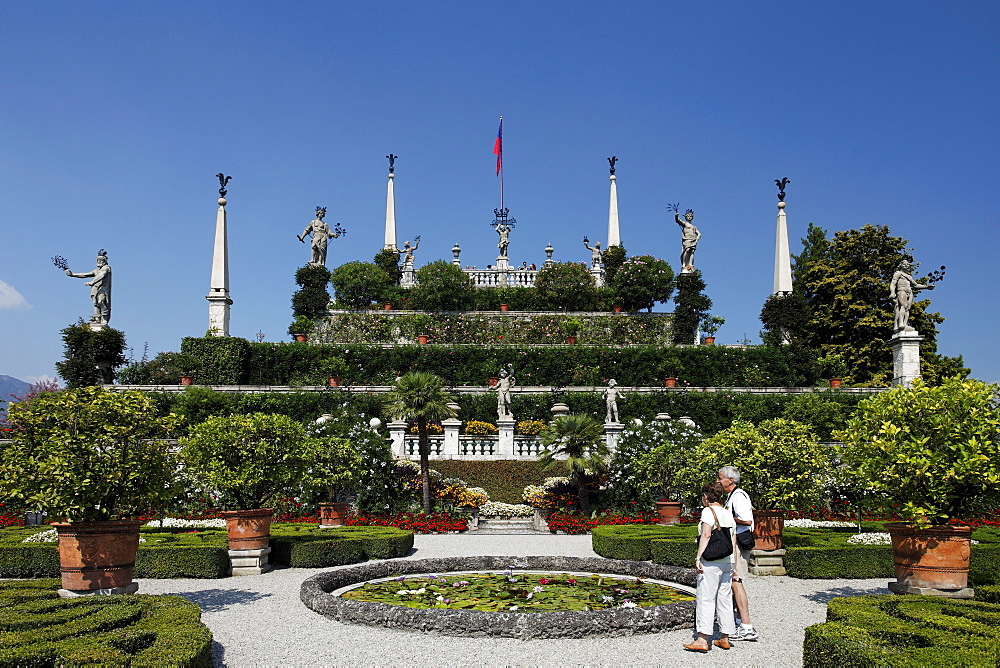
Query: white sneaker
[[734, 627, 758, 641]]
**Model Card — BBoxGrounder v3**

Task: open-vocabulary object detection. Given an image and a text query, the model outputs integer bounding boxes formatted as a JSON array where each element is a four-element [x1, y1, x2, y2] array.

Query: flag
[[493, 118, 502, 175]]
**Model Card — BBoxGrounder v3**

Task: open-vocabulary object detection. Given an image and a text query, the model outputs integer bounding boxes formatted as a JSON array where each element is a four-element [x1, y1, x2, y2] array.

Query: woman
[[683, 480, 738, 652]]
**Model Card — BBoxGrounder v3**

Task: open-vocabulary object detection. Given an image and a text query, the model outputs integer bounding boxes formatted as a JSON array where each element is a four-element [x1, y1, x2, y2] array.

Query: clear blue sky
[[2, 2, 998, 384]]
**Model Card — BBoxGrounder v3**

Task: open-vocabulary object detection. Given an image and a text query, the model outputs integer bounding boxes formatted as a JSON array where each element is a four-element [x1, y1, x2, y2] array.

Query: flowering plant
[[408, 422, 444, 435], [463, 420, 498, 435], [516, 419, 547, 436]]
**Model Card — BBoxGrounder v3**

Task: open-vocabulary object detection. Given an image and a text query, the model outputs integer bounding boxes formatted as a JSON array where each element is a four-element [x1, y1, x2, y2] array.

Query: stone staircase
[[471, 517, 545, 535]]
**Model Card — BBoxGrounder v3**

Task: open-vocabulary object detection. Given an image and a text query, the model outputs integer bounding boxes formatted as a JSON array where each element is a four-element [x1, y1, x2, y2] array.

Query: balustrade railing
[[514, 437, 544, 457], [404, 437, 444, 456], [459, 437, 496, 456], [464, 268, 538, 288]]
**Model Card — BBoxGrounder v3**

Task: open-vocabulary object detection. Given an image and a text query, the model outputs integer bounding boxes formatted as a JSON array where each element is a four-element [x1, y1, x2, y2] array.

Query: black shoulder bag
[[700, 506, 733, 561], [732, 489, 756, 550]]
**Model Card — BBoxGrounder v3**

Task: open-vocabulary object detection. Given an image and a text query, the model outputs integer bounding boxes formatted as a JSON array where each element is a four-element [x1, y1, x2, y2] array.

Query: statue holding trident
[[890, 259, 941, 332], [399, 236, 421, 272], [298, 207, 346, 267], [669, 202, 701, 273], [55, 249, 112, 327]]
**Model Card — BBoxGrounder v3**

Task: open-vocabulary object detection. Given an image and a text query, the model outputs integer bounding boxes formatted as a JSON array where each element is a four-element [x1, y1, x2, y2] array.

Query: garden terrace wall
[[314, 311, 673, 346]]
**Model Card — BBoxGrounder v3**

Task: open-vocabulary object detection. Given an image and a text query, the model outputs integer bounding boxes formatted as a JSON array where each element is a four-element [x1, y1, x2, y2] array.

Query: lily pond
[[339, 570, 695, 612]]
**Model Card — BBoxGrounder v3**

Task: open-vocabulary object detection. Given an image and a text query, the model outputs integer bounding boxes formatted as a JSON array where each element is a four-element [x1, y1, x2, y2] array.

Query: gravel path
[[138, 534, 889, 667]]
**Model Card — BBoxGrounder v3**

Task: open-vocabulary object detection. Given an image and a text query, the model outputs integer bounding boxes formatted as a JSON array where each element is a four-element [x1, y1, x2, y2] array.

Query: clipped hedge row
[[803, 594, 1000, 666], [270, 525, 413, 566], [430, 460, 568, 504], [0, 579, 213, 666], [591, 524, 692, 561]]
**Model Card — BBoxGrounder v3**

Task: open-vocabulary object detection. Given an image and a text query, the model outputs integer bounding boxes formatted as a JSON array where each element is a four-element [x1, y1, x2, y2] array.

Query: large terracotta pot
[[886, 522, 972, 590], [753, 509, 785, 550], [384, 303, 393, 310], [829, 378, 842, 388], [318, 502, 350, 527], [53, 519, 144, 592], [327, 376, 341, 387], [417, 334, 429, 345], [654, 501, 682, 525], [612, 305, 623, 313], [500, 303, 509, 312], [665, 377, 677, 388], [565, 335, 577, 345], [703, 336, 715, 345], [221, 509, 273, 550], [180, 375, 194, 386], [293, 334, 308, 343]]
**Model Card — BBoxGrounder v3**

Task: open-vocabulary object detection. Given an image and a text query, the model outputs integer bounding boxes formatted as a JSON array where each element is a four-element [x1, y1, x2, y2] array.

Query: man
[[602, 379, 624, 423], [890, 259, 933, 332], [65, 250, 112, 325], [675, 209, 701, 273], [718, 465, 758, 641], [298, 207, 339, 266]]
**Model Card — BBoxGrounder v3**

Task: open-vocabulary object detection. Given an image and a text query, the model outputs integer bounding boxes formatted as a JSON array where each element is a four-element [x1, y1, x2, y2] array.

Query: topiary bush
[[330, 261, 396, 309], [591, 524, 690, 561], [409, 261, 477, 311], [611, 255, 674, 313], [291, 264, 332, 320], [55, 320, 127, 386], [180, 336, 251, 385], [0, 579, 213, 666], [533, 262, 597, 311]]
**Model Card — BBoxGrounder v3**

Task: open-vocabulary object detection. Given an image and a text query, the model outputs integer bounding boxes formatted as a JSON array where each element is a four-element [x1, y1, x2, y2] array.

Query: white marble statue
[[890, 259, 934, 332], [675, 209, 701, 273], [400, 238, 420, 272], [583, 238, 603, 270], [63, 250, 112, 326], [491, 364, 515, 419], [298, 207, 340, 266], [496, 222, 511, 259], [603, 379, 625, 424]]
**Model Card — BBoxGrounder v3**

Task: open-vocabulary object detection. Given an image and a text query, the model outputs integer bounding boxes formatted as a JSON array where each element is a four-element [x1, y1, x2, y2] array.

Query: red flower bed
[[545, 511, 658, 535], [345, 512, 468, 533], [0, 503, 22, 528]]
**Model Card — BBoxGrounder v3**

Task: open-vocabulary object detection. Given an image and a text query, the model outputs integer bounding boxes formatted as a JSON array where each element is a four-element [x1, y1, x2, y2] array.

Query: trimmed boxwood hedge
[[0, 578, 213, 666], [803, 594, 1000, 666], [430, 460, 568, 504], [591, 524, 693, 561], [269, 525, 413, 565]]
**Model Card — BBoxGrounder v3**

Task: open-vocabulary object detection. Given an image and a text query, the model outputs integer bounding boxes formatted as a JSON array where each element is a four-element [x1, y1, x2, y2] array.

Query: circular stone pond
[[300, 556, 696, 639]]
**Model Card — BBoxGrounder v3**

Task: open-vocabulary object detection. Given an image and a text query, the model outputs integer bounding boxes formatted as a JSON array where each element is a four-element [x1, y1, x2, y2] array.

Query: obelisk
[[206, 174, 232, 336], [773, 178, 792, 295], [607, 156, 620, 247], [384, 154, 398, 250]]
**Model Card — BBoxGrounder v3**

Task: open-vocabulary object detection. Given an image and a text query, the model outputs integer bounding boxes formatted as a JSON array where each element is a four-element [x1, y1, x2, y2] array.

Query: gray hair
[[719, 466, 741, 484]]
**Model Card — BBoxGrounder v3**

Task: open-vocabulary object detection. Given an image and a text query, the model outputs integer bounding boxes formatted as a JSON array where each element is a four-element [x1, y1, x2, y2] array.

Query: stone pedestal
[[400, 268, 416, 288], [59, 582, 139, 598], [442, 418, 461, 457], [497, 418, 515, 457], [890, 330, 923, 387], [590, 266, 605, 288], [887, 581, 974, 599], [748, 548, 786, 576], [388, 420, 407, 457], [229, 547, 272, 576], [603, 422, 624, 453], [533, 508, 552, 532]]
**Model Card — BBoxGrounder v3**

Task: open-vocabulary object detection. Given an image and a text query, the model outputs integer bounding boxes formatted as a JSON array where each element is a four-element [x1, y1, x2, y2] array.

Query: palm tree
[[384, 371, 456, 514], [539, 414, 609, 515]]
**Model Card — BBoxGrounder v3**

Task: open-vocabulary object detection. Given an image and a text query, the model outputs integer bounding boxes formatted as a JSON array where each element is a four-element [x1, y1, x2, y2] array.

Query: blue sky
[[2, 2, 998, 383]]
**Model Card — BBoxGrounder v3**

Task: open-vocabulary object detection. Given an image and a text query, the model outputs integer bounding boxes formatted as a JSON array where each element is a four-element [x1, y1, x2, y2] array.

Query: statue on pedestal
[[56, 250, 112, 326], [298, 207, 344, 267], [400, 237, 420, 272], [603, 379, 625, 424], [491, 364, 516, 420], [670, 203, 701, 273], [890, 259, 934, 332], [496, 221, 511, 259], [583, 237, 603, 270]]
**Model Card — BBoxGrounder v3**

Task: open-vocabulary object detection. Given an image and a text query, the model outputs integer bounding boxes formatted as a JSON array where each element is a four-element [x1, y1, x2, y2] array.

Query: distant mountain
[[0, 375, 32, 414]]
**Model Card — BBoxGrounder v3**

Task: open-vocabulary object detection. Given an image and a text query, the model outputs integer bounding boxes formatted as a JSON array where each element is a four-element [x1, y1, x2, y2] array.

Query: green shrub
[[180, 336, 251, 385], [803, 595, 1000, 667], [269, 537, 365, 568], [431, 460, 567, 504], [134, 547, 230, 579], [330, 261, 396, 308], [0, 579, 213, 666], [533, 262, 597, 311], [591, 524, 690, 560], [785, 546, 894, 579], [269, 525, 412, 566], [611, 255, 674, 312], [291, 264, 332, 320], [651, 538, 697, 566], [410, 261, 476, 311], [55, 320, 128, 386]]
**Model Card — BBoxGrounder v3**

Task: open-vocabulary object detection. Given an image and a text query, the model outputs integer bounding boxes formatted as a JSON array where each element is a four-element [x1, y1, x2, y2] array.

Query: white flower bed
[[22, 529, 58, 543], [785, 519, 857, 528], [144, 518, 227, 529], [846, 532, 891, 545], [480, 502, 534, 517]]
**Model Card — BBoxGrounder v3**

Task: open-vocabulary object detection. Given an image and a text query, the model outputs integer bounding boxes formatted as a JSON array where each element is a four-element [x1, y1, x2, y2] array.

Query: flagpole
[[498, 116, 504, 212]]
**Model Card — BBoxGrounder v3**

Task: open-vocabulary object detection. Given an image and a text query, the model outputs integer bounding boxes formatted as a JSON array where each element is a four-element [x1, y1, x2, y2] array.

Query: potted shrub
[[318, 357, 349, 387], [298, 436, 362, 527], [410, 314, 434, 344], [170, 352, 202, 385], [838, 378, 1000, 595], [288, 315, 315, 342], [818, 353, 848, 388], [181, 413, 313, 572], [700, 314, 725, 345], [560, 317, 584, 344], [680, 418, 829, 550], [0, 387, 180, 595]]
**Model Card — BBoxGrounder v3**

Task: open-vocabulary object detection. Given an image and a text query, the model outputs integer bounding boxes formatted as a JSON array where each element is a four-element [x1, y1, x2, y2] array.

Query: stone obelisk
[[773, 178, 792, 295], [384, 154, 397, 250], [206, 174, 233, 336], [607, 156, 620, 247]]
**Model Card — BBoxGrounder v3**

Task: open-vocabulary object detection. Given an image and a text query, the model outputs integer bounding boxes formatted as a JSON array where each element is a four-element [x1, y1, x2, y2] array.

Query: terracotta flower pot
[[753, 509, 785, 550], [180, 375, 194, 386], [654, 501, 682, 525], [221, 509, 273, 551], [565, 335, 577, 345], [703, 336, 716, 345], [384, 303, 392, 310], [885, 522, 973, 591], [53, 519, 143, 592], [327, 376, 341, 387], [318, 502, 351, 528], [665, 377, 677, 388], [612, 305, 623, 313], [417, 334, 429, 345], [830, 378, 842, 388], [488, 377, 499, 387], [500, 304, 509, 312], [293, 334, 308, 343]]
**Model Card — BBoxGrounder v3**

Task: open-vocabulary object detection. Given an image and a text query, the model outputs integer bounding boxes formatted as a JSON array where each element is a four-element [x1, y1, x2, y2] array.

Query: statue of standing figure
[[674, 208, 701, 273], [491, 364, 516, 420], [890, 259, 934, 332], [583, 238, 603, 270], [496, 222, 511, 259], [298, 207, 342, 267], [59, 250, 112, 326], [400, 237, 420, 272], [603, 379, 625, 424]]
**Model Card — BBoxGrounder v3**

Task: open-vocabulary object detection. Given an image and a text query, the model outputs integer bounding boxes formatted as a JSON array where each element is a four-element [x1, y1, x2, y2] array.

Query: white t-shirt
[[699, 505, 736, 564], [725, 488, 754, 534]]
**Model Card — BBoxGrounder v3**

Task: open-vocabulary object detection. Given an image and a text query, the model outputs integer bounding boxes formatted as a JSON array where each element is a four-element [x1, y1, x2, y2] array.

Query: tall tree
[[383, 372, 456, 513], [791, 223, 966, 386], [538, 414, 609, 515]]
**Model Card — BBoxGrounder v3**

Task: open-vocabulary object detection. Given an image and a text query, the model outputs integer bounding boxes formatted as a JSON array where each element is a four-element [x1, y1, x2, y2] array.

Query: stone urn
[[53, 519, 144, 595], [753, 509, 785, 550], [318, 502, 351, 528], [654, 501, 682, 525], [885, 523, 973, 596]]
